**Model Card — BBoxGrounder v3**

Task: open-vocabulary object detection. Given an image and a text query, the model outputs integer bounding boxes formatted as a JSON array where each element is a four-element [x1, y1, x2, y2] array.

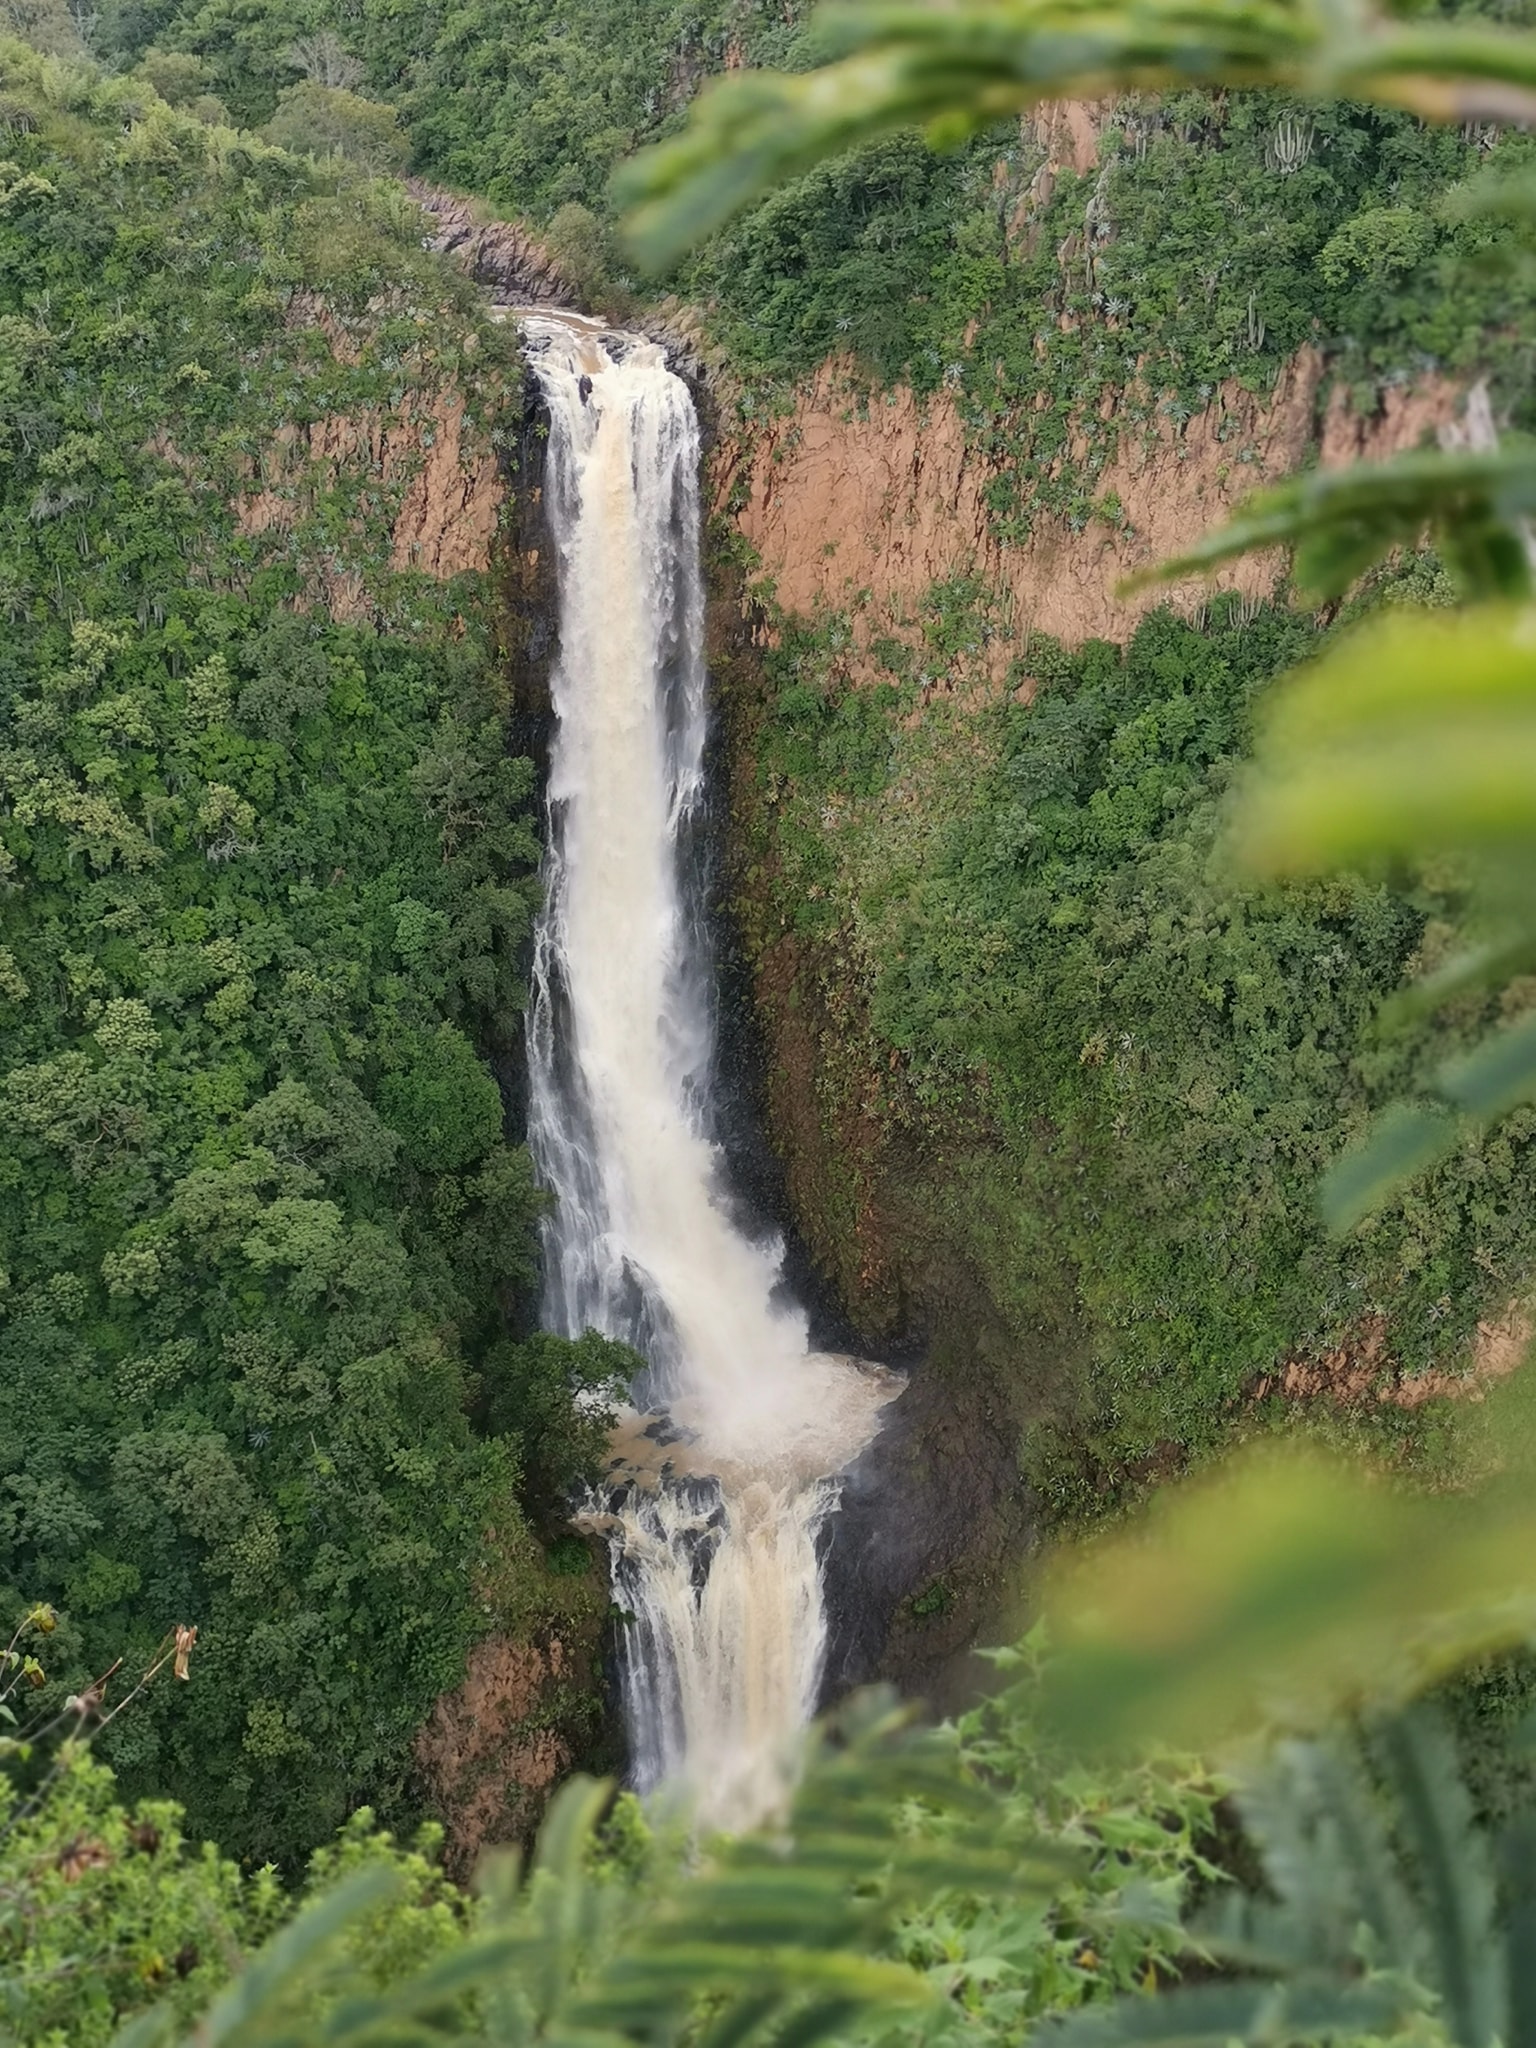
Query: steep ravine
[[699, 345, 1484, 1696], [706, 545, 1054, 1705], [384, 217, 1498, 1749]]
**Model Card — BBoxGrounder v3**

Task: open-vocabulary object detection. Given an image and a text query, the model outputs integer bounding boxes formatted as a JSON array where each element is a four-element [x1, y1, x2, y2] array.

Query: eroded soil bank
[[700, 337, 1482, 1694]]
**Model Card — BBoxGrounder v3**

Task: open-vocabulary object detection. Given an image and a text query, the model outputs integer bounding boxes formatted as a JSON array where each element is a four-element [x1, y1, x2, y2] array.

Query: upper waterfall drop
[[519, 314, 891, 1829]]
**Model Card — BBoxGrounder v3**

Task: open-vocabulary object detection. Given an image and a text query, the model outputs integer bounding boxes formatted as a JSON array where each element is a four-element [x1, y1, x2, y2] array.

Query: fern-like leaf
[[133, 1694, 1065, 2048], [1122, 450, 1536, 603], [1371, 1708, 1507, 2048], [1040, 1974, 1425, 2048]]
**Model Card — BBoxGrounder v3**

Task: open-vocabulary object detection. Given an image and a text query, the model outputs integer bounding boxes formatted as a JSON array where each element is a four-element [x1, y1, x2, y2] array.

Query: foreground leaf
[[620, 0, 1536, 268], [136, 1697, 1068, 2048], [1034, 1444, 1536, 1754]]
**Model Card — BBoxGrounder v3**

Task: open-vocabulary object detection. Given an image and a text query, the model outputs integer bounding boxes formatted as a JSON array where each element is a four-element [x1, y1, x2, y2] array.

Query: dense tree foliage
[[736, 571, 1536, 1506], [80, 0, 816, 205], [0, 40, 630, 1870], [0, 1740, 476, 2045]]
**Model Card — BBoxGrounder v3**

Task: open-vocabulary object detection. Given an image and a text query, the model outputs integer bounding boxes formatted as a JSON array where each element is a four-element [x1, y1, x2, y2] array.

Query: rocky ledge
[[410, 183, 578, 309]]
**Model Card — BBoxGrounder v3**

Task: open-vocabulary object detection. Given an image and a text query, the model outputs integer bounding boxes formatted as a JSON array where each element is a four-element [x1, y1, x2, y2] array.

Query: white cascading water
[[521, 315, 889, 1832]]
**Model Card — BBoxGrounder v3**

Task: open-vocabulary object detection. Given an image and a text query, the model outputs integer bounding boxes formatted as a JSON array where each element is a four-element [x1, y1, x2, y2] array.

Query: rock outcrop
[[411, 183, 577, 309], [414, 1634, 584, 1878]]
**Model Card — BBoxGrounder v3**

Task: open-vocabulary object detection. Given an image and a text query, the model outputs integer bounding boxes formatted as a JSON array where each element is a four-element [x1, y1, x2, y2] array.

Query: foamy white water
[[520, 317, 887, 1830]]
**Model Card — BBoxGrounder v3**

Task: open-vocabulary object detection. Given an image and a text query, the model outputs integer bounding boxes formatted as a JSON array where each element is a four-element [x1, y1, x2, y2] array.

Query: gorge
[[7, 16, 1536, 1998]]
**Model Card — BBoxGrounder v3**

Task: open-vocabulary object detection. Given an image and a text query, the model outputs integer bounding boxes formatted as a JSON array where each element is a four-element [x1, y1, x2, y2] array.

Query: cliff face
[[714, 351, 1459, 668], [414, 1630, 598, 1879], [706, 334, 1478, 1692], [225, 202, 576, 626], [216, 286, 518, 621], [234, 387, 506, 618], [709, 90, 1460, 670]]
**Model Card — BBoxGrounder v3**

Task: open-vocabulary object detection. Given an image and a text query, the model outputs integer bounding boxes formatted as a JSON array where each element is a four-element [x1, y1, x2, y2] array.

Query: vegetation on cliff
[[697, 97, 1536, 539], [731, 569, 1536, 1504], [650, 13, 1536, 1510], [0, 38, 631, 1869]]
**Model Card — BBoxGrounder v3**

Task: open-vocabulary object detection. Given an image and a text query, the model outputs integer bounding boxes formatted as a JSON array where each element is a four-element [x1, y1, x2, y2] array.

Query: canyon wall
[[713, 352, 1460, 676], [709, 92, 1462, 676], [704, 305, 1481, 1690], [235, 386, 506, 618], [227, 200, 573, 628]]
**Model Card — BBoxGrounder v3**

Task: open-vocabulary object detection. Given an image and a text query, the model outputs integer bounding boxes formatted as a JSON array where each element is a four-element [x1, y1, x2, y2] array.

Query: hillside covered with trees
[[0, 34, 634, 1874]]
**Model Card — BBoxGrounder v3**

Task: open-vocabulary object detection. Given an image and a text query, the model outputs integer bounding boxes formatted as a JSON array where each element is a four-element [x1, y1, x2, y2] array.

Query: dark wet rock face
[[411, 184, 578, 309], [819, 1330, 1035, 1717]]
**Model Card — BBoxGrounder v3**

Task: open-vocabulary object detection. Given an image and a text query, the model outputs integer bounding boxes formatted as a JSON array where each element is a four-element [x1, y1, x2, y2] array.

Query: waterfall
[[520, 315, 889, 1832]]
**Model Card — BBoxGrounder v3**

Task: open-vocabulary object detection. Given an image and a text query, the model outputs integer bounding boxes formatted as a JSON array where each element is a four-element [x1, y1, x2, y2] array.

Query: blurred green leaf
[[1033, 1444, 1536, 1754], [1230, 606, 1536, 1220], [1233, 606, 1536, 874], [1125, 450, 1536, 604], [619, 0, 1536, 268], [1320, 1102, 1455, 1229], [1441, 1010, 1536, 1121], [1043, 1977, 1424, 2048]]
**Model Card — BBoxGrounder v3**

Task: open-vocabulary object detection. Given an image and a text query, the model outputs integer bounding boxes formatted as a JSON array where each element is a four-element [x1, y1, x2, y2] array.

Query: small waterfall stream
[[520, 315, 890, 1831]]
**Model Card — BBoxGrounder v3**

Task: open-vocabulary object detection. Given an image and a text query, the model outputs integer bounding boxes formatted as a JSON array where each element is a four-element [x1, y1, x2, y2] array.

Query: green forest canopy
[[0, 37, 633, 1869]]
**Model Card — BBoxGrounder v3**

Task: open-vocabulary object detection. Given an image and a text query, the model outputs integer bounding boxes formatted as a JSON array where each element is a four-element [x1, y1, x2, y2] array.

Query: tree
[[264, 81, 406, 174], [132, 46, 212, 105], [285, 29, 363, 90], [376, 1026, 505, 1173]]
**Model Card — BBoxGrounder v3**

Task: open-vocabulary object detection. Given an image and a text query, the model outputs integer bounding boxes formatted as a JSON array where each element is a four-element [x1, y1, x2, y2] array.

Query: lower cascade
[[520, 314, 892, 1831]]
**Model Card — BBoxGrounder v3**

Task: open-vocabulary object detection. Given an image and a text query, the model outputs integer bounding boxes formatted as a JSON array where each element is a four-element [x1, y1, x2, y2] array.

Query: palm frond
[[1222, 1735, 1423, 1975], [1040, 1973, 1425, 2048], [1496, 1812, 1536, 2048], [1370, 1709, 1506, 2048], [158, 1868, 402, 2048]]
